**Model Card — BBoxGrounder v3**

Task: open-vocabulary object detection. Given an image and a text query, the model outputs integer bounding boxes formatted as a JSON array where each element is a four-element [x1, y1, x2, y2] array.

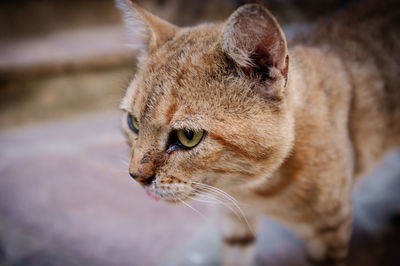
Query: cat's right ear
[[116, 0, 178, 63], [221, 4, 289, 98]]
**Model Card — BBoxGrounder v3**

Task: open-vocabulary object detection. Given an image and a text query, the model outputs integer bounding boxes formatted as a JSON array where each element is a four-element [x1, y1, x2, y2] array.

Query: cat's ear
[[116, 0, 178, 61], [221, 4, 289, 97]]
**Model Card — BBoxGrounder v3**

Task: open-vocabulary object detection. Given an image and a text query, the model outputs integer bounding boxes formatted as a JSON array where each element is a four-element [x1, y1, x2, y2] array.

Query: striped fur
[[117, 0, 400, 265]]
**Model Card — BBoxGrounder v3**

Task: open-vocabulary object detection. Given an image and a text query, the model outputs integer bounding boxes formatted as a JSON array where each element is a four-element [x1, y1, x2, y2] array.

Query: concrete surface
[[0, 67, 130, 130], [0, 112, 399, 266]]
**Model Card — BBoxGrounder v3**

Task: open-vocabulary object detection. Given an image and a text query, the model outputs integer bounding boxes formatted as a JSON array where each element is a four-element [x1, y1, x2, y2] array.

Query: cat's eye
[[127, 114, 139, 134], [176, 129, 204, 149]]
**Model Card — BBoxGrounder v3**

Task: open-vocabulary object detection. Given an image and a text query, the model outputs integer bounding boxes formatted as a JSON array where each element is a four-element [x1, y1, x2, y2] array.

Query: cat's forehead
[[148, 24, 222, 72], [122, 26, 222, 109], [121, 23, 265, 128]]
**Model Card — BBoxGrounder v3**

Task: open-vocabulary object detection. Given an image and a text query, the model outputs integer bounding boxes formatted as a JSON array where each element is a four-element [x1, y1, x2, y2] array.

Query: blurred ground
[[0, 0, 399, 266]]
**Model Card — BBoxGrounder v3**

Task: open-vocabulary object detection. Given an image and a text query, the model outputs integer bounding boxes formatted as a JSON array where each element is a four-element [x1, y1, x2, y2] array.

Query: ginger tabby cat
[[116, 0, 400, 265]]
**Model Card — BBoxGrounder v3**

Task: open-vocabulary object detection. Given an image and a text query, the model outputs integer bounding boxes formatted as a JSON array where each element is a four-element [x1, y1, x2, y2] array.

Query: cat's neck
[[238, 45, 353, 199]]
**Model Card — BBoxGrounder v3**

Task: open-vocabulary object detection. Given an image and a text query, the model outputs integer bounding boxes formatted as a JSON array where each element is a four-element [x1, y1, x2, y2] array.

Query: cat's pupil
[[184, 130, 194, 140]]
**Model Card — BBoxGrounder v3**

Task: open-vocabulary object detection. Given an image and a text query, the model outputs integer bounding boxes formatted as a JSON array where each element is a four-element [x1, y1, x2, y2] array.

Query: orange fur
[[116, 0, 400, 265]]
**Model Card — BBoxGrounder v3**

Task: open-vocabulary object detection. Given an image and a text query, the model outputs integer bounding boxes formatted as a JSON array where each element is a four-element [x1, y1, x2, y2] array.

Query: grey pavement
[[0, 113, 399, 266]]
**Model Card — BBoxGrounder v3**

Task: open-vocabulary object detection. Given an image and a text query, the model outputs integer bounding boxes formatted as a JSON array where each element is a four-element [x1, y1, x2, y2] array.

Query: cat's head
[[116, 0, 294, 202]]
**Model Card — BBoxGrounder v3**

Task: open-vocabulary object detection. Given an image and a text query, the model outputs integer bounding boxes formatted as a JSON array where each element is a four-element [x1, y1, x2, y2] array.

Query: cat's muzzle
[[129, 172, 156, 186]]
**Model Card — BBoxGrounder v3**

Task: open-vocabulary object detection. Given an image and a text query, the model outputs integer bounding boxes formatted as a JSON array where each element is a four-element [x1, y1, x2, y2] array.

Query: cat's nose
[[129, 172, 137, 179], [129, 172, 156, 186]]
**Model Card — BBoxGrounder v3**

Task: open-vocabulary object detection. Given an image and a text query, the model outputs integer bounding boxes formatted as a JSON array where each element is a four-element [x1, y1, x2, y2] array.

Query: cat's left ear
[[116, 0, 178, 62], [221, 4, 289, 97]]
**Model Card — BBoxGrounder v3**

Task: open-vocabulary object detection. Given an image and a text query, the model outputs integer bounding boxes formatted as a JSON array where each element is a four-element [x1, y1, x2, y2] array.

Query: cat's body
[[116, 1, 400, 265], [305, 1, 400, 178]]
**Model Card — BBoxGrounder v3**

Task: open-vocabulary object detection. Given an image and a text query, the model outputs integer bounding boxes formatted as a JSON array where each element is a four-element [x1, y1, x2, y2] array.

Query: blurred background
[[0, 0, 399, 265]]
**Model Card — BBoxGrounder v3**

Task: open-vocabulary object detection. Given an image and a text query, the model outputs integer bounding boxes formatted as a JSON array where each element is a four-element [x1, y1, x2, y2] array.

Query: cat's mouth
[[145, 191, 160, 201], [144, 181, 194, 204]]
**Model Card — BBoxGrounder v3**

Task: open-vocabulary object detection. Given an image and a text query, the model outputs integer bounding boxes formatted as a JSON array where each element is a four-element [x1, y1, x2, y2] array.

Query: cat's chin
[[162, 198, 181, 204], [147, 194, 192, 205], [144, 184, 195, 204]]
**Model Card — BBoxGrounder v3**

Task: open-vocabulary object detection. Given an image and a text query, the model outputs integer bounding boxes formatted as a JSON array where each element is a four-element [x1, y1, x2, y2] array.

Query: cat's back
[[306, 0, 399, 90], [298, 0, 400, 175], [310, 0, 399, 81]]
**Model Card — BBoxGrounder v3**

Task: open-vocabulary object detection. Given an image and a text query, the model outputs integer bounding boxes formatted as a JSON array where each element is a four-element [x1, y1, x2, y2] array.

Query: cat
[[115, 0, 400, 265]]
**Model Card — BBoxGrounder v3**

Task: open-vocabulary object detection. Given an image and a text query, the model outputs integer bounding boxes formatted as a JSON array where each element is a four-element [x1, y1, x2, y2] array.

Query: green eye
[[127, 114, 139, 134], [176, 129, 204, 149]]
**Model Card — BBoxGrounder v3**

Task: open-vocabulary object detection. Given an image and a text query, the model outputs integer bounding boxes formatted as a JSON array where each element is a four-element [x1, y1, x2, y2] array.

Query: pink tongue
[[146, 191, 160, 201]]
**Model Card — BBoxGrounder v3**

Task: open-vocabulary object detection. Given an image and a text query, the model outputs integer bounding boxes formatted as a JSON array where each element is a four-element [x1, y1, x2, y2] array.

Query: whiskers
[[178, 198, 207, 219], [190, 182, 254, 235], [166, 189, 206, 219], [120, 159, 130, 167]]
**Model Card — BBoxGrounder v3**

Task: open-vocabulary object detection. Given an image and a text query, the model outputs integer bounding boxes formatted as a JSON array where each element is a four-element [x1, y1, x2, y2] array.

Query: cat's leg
[[306, 216, 352, 266], [298, 198, 353, 266], [220, 208, 260, 266]]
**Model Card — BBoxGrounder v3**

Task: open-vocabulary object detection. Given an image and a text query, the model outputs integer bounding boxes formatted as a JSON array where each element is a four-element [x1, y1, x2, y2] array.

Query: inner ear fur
[[221, 4, 289, 97]]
